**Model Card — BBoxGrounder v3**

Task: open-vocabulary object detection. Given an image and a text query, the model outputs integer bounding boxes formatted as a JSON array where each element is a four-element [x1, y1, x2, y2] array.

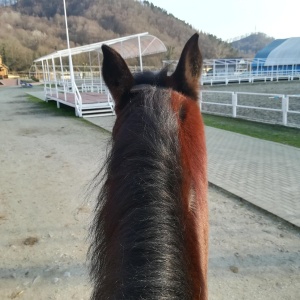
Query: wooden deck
[[46, 91, 110, 106], [45, 90, 114, 117]]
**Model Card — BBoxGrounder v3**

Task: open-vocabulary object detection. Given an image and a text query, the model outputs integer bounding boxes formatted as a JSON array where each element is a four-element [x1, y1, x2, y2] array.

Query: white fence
[[201, 57, 300, 86], [200, 90, 300, 128], [201, 71, 300, 86]]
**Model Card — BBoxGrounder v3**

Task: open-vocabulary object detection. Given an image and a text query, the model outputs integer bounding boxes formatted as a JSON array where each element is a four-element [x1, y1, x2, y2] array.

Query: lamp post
[[63, 0, 75, 92]]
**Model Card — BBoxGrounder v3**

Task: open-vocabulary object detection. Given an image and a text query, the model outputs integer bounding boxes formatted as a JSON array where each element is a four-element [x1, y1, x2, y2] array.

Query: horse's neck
[[102, 94, 194, 298]]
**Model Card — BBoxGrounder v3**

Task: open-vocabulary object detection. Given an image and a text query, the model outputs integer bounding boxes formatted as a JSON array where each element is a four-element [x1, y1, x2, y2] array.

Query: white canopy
[[34, 32, 167, 62]]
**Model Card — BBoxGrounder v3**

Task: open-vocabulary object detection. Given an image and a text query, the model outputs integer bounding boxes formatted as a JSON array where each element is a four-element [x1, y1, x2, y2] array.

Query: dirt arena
[[0, 86, 299, 299]]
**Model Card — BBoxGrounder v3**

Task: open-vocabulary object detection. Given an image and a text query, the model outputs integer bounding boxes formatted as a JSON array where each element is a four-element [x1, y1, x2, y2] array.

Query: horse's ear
[[169, 33, 202, 101], [101, 45, 134, 107]]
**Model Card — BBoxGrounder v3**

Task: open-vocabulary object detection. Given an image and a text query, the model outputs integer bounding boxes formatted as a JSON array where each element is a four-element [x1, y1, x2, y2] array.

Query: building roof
[[0, 55, 8, 71], [254, 37, 300, 66], [34, 32, 167, 62]]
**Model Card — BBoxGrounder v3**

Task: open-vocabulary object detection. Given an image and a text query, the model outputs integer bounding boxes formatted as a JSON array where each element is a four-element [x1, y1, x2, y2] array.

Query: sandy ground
[[0, 86, 300, 300]]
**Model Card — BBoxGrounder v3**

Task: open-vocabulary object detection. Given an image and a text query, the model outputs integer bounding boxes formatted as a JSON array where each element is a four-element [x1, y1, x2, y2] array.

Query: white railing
[[202, 57, 300, 86], [44, 79, 83, 116], [74, 84, 83, 117], [201, 70, 300, 86], [200, 90, 300, 128], [107, 91, 115, 113], [81, 83, 105, 93]]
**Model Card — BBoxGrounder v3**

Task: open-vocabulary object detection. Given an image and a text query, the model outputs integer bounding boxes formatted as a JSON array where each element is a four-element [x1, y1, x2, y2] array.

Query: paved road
[[206, 127, 300, 227]]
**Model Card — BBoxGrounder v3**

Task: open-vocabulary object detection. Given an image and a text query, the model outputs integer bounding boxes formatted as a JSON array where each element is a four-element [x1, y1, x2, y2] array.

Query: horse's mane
[[89, 33, 208, 300], [89, 80, 194, 299]]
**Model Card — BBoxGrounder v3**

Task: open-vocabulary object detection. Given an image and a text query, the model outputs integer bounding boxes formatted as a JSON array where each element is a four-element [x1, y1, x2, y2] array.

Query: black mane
[[89, 85, 193, 299], [133, 68, 168, 87]]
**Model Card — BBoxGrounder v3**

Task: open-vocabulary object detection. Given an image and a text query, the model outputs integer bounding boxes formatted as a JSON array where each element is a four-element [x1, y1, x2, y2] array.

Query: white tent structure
[[33, 32, 167, 117], [252, 37, 300, 71], [201, 37, 300, 85]]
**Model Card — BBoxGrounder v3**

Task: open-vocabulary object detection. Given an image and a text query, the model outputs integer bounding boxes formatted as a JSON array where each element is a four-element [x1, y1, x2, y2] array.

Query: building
[[0, 55, 9, 79], [252, 37, 300, 74], [201, 37, 300, 85]]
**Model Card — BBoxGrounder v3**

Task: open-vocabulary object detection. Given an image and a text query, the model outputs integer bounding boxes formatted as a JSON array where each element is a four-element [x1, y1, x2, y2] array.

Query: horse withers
[[89, 33, 208, 300]]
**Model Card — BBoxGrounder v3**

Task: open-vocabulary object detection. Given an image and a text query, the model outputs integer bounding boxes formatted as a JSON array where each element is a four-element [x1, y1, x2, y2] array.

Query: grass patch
[[203, 113, 300, 148], [27, 95, 78, 118], [26, 95, 300, 147], [26, 95, 111, 134]]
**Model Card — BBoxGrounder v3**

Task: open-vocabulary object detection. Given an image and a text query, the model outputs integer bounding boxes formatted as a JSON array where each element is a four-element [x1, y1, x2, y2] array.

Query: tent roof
[[34, 32, 167, 62], [254, 37, 300, 66], [254, 39, 287, 60]]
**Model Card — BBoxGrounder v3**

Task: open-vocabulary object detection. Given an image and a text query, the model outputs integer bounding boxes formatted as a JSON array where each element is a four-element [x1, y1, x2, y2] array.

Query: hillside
[[0, 0, 17, 5], [0, 0, 240, 71], [231, 32, 274, 57]]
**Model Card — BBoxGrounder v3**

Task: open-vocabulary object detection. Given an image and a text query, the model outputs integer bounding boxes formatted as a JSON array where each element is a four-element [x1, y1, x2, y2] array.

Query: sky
[[148, 0, 299, 41]]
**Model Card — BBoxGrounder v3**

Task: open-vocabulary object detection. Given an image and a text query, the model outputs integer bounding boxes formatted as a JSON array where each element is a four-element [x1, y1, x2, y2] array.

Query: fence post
[[232, 92, 237, 118], [282, 95, 289, 126], [199, 91, 202, 111]]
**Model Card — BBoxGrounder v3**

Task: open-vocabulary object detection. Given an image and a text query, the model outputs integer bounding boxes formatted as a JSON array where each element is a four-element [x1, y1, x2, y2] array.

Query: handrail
[[107, 92, 115, 115], [74, 84, 82, 117]]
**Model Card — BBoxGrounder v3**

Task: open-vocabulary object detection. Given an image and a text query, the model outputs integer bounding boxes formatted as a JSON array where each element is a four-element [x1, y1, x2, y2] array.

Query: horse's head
[[94, 34, 208, 300], [101, 33, 202, 111], [101, 32, 206, 212]]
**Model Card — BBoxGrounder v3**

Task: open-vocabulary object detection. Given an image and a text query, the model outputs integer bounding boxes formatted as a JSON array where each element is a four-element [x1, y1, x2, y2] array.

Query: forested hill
[[0, 0, 240, 71], [231, 32, 274, 57]]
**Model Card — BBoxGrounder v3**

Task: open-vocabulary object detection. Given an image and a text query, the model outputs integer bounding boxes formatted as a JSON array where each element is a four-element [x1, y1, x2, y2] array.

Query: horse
[[89, 33, 208, 300]]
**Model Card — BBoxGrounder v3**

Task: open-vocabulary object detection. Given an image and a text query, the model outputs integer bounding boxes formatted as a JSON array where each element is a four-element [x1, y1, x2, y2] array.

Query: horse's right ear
[[169, 33, 202, 101], [102, 45, 134, 108]]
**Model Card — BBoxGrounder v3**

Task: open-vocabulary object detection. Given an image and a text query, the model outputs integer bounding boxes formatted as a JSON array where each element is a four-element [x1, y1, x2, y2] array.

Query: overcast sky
[[149, 0, 299, 41]]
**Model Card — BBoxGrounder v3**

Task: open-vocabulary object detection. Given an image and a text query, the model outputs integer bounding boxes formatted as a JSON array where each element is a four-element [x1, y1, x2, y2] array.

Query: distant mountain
[[231, 32, 275, 57], [0, 0, 17, 6], [0, 0, 239, 71]]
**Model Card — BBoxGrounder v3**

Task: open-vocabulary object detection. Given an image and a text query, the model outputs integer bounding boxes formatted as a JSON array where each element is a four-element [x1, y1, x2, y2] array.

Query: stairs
[[81, 105, 115, 118]]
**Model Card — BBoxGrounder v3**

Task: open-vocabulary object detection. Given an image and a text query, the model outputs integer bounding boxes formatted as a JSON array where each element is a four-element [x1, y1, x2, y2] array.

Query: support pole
[[89, 52, 93, 89], [51, 56, 58, 99], [46, 59, 51, 95], [232, 92, 237, 118], [63, 0, 75, 93], [138, 35, 143, 72], [282, 95, 289, 126], [41, 61, 47, 101], [97, 52, 102, 92]]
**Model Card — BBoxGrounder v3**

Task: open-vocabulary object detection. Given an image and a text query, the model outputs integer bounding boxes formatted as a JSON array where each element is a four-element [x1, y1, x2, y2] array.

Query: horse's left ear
[[169, 33, 202, 101], [102, 45, 134, 109]]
